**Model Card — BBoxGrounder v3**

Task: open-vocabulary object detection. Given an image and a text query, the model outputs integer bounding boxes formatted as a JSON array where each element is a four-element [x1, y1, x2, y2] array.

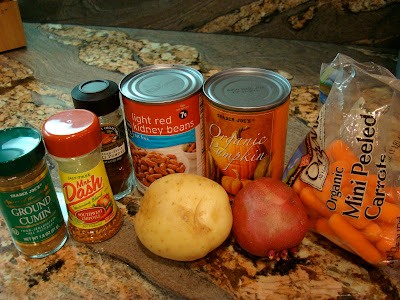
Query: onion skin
[[232, 177, 308, 258]]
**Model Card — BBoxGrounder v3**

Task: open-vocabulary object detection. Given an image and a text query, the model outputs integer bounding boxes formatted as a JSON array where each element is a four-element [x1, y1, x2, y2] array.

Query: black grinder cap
[[71, 79, 120, 116]]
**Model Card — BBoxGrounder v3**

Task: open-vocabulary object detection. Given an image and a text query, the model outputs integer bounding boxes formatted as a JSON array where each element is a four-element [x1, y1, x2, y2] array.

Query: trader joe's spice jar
[[42, 109, 123, 243], [0, 127, 68, 258]]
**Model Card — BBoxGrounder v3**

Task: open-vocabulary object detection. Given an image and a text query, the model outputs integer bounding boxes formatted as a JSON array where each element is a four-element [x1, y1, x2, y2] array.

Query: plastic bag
[[283, 53, 400, 266]]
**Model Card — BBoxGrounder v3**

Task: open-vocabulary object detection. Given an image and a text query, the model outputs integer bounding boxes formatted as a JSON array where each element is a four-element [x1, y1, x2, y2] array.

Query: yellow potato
[[134, 173, 233, 261]]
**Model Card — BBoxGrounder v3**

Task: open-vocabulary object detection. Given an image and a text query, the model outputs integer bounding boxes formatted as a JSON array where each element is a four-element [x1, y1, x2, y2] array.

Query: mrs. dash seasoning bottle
[[42, 109, 123, 243], [71, 79, 133, 200], [0, 127, 68, 258]]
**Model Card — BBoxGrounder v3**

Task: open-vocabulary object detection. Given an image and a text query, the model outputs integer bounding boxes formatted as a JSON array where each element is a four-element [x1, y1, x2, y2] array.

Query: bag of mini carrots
[[283, 53, 400, 266]]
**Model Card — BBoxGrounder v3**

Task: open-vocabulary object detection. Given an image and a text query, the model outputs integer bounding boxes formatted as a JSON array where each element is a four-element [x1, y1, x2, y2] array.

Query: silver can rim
[[119, 64, 204, 105], [203, 67, 291, 112]]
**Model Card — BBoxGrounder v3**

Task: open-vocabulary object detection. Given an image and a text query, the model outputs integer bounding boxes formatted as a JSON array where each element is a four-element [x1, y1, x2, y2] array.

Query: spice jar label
[[59, 160, 117, 229], [0, 169, 65, 244], [100, 121, 128, 163]]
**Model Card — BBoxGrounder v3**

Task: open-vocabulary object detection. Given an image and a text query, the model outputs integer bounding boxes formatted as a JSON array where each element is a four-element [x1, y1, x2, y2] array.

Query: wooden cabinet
[[0, 0, 26, 52]]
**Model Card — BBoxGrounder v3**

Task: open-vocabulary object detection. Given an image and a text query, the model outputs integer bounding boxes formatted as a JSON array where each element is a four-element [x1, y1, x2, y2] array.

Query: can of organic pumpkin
[[203, 68, 291, 198], [120, 65, 205, 194]]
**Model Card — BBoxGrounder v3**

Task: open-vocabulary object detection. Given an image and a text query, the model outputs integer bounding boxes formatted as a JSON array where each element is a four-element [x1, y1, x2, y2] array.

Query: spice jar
[[72, 79, 133, 200], [42, 109, 123, 243], [0, 127, 68, 258]]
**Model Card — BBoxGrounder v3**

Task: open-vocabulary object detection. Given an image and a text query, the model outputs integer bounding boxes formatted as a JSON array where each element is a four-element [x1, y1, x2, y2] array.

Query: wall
[[18, 0, 400, 48]]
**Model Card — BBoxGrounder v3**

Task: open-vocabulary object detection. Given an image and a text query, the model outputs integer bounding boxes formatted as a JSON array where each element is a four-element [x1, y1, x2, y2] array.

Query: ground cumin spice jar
[[0, 127, 68, 258], [42, 109, 123, 243], [72, 79, 133, 200]]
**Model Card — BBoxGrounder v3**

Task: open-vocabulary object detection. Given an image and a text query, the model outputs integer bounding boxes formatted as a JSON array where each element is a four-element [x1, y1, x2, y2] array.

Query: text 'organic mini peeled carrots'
[[283, 54, 400, 266], [291, 139, 400, 265]]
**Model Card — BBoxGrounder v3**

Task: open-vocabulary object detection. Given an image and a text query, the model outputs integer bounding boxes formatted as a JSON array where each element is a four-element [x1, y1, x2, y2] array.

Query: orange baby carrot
[[325, 139, 358, 165], [328, 214, 382, 264], [293, 177, 308, 194], [376, 202, 400, 224], [334, 185, 371, 230], [313, 188, 331, 204], [375, 236, 391, 253], [313, 175, 334, 203], [331, 185, 371, 230], [360, 186, 399, 224], [329, 160, 352, 174], [374, 223, 400, 259], [300, 187, 334, 219], [360, 222, 382, 243], [300, 191, 323, 218], [385, 186, 400, 204], [338, 212, 371, 230], [366, 174, 378, 190], [315, 217, 355, 254], [340, 173, 372, 189]]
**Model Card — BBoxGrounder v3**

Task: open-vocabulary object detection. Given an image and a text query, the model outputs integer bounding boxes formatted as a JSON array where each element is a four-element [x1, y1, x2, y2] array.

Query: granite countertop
[[1, 23, 400, 299]]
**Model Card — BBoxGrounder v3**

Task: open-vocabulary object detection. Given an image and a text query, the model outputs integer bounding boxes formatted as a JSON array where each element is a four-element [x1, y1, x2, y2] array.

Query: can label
[[59, 160, 118, 229], [204, 99, 289, 197], [123, 93, 205, 193], [0, 168, 65, 244]]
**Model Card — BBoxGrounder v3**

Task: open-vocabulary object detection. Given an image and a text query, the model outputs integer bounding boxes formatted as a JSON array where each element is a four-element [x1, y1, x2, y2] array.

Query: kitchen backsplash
[[18, 0, 400, 49]]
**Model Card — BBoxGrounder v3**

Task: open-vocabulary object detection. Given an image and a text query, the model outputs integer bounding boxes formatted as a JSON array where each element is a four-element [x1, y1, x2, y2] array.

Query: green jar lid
[[0, 127, 45, 176]]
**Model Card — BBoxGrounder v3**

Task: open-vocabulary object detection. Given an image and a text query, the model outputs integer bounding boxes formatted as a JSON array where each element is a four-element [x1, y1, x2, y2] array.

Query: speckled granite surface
[[18, 0, 400, 48], [1, 23, 399, 299]]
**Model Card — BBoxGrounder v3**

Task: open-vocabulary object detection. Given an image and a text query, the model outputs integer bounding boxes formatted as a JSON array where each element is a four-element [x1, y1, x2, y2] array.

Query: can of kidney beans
[[120, 65, 205, 193], [203, 68, 291, 198]]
